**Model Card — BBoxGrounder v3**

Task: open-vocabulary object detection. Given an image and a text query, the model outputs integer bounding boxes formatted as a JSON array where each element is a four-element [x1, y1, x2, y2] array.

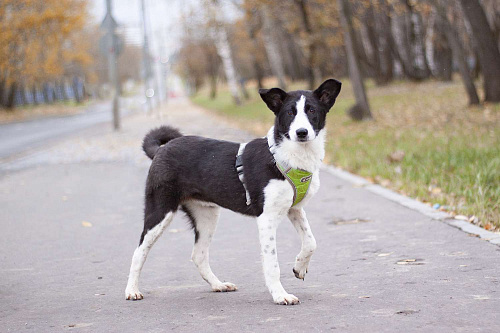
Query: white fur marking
[[289, 95, 315, 142], [267, 126, 326, 173], [288, 208, 317, 280], [125, 212, 175, 300], [185, 200, 237, 292], [257, 180, 299, 304]]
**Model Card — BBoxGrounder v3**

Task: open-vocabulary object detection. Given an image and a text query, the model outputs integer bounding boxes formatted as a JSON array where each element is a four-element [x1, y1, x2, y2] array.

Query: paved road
[[0, 98, 139, 160], [1, 101, 499, 332]]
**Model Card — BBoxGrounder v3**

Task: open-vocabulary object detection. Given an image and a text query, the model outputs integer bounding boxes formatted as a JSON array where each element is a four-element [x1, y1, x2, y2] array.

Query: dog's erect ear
[[259, 88, 288, 114], [313, 79, 342, 111]]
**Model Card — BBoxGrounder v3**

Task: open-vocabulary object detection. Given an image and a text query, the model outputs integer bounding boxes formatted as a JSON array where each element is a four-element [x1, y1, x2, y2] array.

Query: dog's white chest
[[262, 172, 320, 213]]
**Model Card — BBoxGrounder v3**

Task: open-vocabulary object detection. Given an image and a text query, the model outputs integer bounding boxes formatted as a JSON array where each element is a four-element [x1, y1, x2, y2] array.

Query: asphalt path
[[1, 101, 499, 332], [0, 99, 138, 160]]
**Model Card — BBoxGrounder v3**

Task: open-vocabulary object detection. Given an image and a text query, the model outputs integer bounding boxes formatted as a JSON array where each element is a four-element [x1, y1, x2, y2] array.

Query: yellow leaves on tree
[[0, 0, 92, 87]]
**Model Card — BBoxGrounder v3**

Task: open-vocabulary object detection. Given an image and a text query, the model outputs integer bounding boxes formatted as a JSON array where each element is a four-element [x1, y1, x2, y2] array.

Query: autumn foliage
[[0, 0, 93, 109]]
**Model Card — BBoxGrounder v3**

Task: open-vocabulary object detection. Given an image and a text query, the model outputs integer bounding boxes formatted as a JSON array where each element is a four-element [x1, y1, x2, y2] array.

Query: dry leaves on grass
[[387, 150, 405, 163]]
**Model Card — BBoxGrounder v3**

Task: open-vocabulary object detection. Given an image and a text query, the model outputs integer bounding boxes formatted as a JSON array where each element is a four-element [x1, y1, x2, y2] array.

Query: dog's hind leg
[[125, 187, 178, 300], [288, 208, 316, 280], [183, 201, 237, 292]]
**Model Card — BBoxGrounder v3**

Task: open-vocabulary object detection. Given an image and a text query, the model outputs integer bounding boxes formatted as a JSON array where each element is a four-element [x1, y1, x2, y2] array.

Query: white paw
[[125, 288, 144, 300], [212, 282, 238, 292], [274, 293, 300, 305], [293, 259, 309, 280]]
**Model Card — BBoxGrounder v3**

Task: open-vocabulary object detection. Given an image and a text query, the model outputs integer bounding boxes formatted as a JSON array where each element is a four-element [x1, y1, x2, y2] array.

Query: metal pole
[[106, 0, 120, 130], [140, 0, 152, 113]]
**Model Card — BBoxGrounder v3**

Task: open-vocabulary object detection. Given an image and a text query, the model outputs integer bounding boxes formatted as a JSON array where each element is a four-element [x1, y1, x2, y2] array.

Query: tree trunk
[[338, 0, 372, 120], [261, 5, 287, 90], [213, 26, 241, 105], [411, 9, 431, 78], [378, 0, 394, 83], [5, 82, 17, 110], [432, 15, 453, 81], [60, 81, 69, 100], [364, 3, 384, 84], [239, 79, 250, 100], [459, 0, 500, 102], [209, 74, 217, 99], [434, 1, 480, 105], [295, 0, 317, 89], [207, 0, 241, 105], [252, 55, 264, 89], [244, 8, 264, 89], [43, 83, 51, 104], [32, 86, 39, 105], [0, 78, 5, 107], [392, 1, 429, 81], [280, 30, 301, 82]]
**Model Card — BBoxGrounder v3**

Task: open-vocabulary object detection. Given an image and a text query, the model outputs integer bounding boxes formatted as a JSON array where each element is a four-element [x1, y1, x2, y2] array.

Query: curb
[[322, 165, 500, 246]]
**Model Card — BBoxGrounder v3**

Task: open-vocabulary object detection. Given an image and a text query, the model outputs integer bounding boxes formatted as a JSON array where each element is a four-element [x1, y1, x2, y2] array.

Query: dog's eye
[[308, 109, 315, 114], [288, 110, 294, 116]]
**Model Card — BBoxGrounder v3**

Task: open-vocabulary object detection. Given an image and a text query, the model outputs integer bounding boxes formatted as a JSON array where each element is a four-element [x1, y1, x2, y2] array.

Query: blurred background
[[0, 0, 498, 228]]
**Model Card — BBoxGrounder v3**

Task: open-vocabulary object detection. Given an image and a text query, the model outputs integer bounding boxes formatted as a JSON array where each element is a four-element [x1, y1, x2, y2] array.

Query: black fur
[[142, 126, 183, 159], [181, 204, 199, 243], [138, 79, 342, 246], [139, 133, 284, 245]]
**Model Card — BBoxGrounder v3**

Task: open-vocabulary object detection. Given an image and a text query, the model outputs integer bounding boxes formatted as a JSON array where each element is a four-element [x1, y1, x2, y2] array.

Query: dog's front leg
[[288, 208, 317, 280], [257, 214, 299, 305]]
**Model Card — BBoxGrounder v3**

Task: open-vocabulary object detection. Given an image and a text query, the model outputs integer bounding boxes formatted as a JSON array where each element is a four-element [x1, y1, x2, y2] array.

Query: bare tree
[[244, 8, 264, 89], [459, 0, 500, 102], [338, 0, 372, 120], [433, 0, 479, 105], [206, 0, 241, 105], [261, 4, 287, 90], [294, 0, 319, 89]]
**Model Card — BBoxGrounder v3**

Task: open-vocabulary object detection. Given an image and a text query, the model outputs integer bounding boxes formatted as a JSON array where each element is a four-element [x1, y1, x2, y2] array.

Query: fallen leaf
[[66, 323, 93, 329], [378, 252, 394, 257], [472, 295, 489, 300], [379, 179, 391, 187], [454, 215, 469, 221], [396, 259, 425, 265], [431, 187, 442, 195], [358, 295, 370, 299], [81, 221, 92, 227], [388, 150, 405, 163], [395, 309, 420, 315], [331, 218, 371, 225], [265, 317, 281, 322]]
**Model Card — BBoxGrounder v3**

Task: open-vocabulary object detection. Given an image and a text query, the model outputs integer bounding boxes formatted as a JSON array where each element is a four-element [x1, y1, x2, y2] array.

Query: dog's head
[[259, 79, 341, 144]]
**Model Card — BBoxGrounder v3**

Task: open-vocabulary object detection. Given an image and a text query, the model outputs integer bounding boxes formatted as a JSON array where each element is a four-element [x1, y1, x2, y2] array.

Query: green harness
[[276, 164, 313, 207], [235, 141, 313, 208]]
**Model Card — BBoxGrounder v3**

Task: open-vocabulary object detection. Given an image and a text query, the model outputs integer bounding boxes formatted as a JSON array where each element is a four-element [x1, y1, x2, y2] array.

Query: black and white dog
[[125, 79, 342, 305]]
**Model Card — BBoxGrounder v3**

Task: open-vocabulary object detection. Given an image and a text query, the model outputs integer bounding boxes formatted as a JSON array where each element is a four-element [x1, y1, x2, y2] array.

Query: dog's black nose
[[296, 128, 308, 139]]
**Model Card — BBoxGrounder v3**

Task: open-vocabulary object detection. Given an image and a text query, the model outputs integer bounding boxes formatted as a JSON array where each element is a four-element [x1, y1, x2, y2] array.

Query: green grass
[[192, 79, 500, 230]]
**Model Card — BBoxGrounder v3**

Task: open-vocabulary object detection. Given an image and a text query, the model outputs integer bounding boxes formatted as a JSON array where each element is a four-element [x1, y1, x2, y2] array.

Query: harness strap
[[276, 163, 313, 207], [268, 138, 313, 207], [235, 143, 251, 205]]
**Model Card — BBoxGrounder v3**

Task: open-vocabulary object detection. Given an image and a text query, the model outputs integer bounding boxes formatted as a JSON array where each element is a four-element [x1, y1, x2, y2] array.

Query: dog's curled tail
[[142, 126, 183, 159]]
